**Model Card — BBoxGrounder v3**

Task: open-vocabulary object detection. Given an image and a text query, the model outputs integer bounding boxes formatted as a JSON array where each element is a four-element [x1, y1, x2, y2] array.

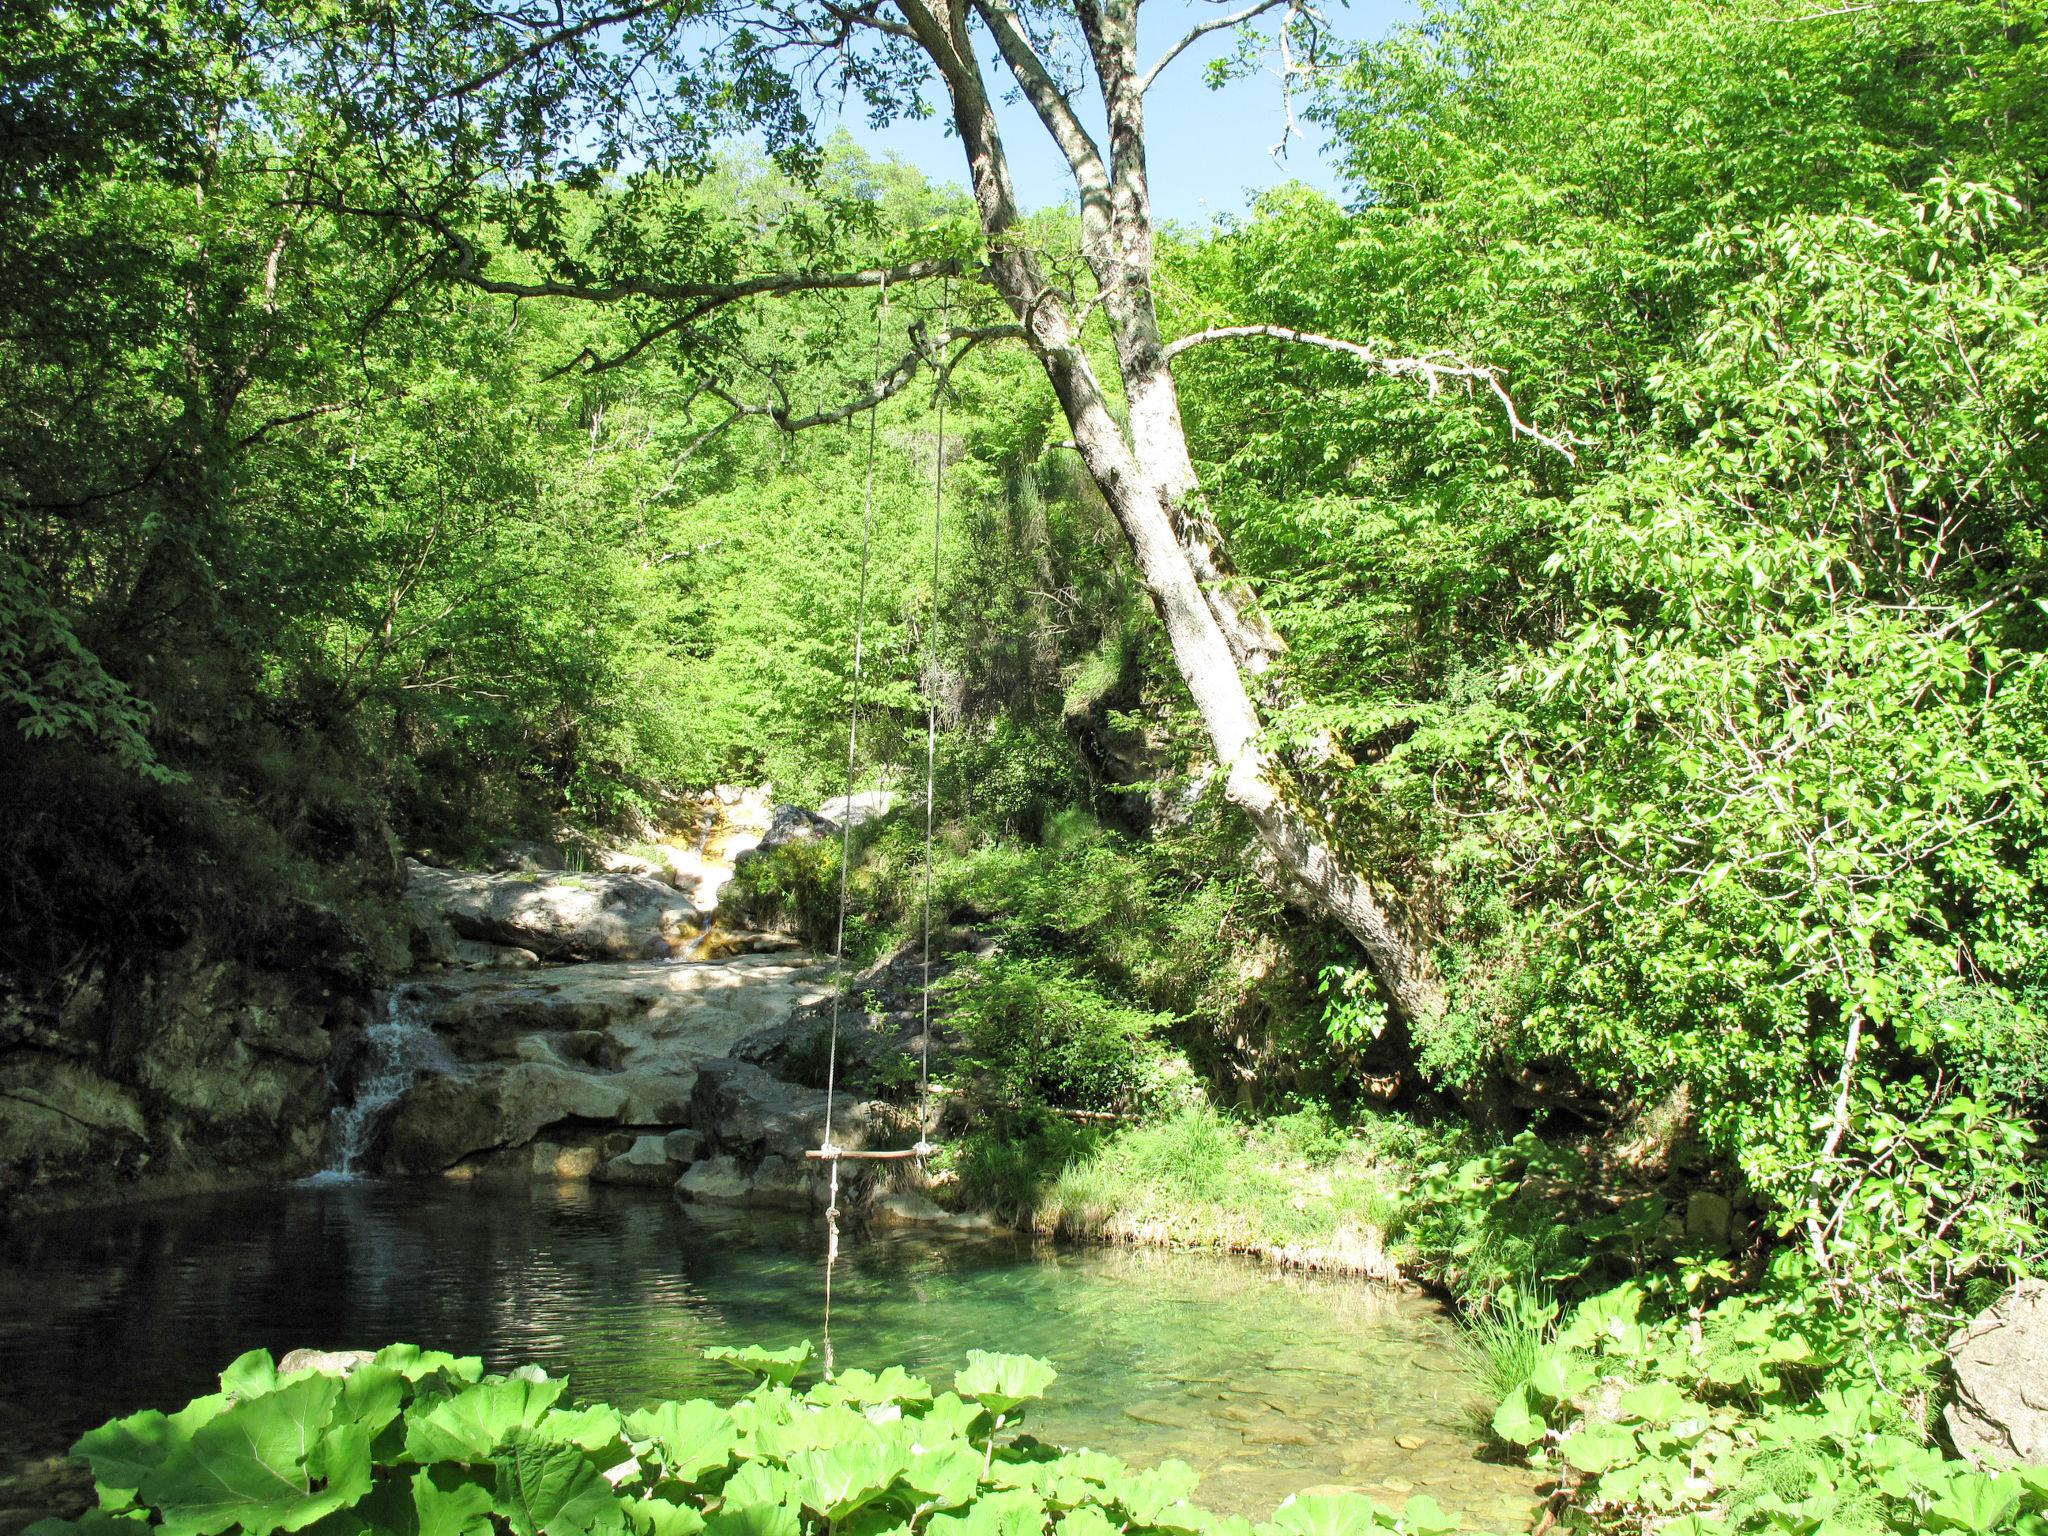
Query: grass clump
[[978, 1102, 1415, 1275]]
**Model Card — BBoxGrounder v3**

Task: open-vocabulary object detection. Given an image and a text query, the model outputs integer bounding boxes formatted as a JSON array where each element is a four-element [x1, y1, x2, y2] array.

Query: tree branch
[[1136, 0, 1289, 95], [763, 321, 1025, 431], [439, 2, 676, 100], [968, 0, 1111, 193], [450, 247, 984, 307], [1164, 324, 1578, 463]]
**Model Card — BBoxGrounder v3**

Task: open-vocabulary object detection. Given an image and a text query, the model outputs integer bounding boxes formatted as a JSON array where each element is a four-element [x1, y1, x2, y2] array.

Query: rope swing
[[806, 275, 952, 1377]]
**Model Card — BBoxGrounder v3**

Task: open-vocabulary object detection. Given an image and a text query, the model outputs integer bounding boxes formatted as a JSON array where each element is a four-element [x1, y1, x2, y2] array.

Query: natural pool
[[0, 1181, 1542, 1532]]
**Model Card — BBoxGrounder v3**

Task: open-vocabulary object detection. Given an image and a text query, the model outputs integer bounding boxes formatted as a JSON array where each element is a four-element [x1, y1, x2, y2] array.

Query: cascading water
[[316, 989, 457, 1178]]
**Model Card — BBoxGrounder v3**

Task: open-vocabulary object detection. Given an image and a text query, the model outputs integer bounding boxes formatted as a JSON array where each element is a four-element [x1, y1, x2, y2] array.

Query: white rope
[[819, 274, 890, 1381], [915, 281, 950, 1159], [822, 272, 890, 1161]]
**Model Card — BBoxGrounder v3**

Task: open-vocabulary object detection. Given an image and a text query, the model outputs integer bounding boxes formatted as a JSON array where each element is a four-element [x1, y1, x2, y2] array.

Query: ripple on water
[[0, 1182, 1543, 1532]]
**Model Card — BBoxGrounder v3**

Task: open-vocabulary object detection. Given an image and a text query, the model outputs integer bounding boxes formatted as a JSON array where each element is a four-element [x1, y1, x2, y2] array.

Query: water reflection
[[0, 1182, 1541, 1530]]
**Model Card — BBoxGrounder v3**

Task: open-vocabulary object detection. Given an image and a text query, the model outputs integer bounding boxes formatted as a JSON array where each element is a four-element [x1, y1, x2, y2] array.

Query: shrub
[[941, 954, 1172, 1113]]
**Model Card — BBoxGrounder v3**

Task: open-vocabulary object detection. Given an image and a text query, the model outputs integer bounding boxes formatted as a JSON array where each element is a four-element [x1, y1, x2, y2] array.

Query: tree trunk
[[897, 0, 1444, 1022]]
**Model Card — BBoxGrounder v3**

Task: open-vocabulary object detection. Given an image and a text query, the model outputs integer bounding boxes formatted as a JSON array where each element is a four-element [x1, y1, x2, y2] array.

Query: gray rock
[[676, 1156, 750, 1202], [816, 791, 897, 828], [597, 1133, 682, 1187], [730, 805, 838, 879], [404, 860, 699, 962], [451, 939, 541, 970], [483, 840, 565, 873], [383, 1061, 695, 1173], [1684, 1191, 1733, 1248], [279, 1348, 377, 1378], [664, 1128, 708, 1162], [1946, 1280, 2048, 1464]]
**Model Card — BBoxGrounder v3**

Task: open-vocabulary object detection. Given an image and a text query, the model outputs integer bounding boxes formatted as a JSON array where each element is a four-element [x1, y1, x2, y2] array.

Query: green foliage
[[942, 955, 1173, 1114], [39, 1347, 1496, 1536], [1470, 1272, 2048, 1536]]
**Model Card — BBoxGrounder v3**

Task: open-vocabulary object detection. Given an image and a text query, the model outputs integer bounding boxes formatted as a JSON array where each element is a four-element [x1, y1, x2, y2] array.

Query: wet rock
[[676, 1156, 750, 1202], [530, 1141, 602, 1179], [404, 860, 699, 962], [597, 1133, 684, 1187], [1946, 1279, 2048, 1463], [451, 939, 541, 971], [664, 1128, 707, 1162], [379, 955, 835, 1178]]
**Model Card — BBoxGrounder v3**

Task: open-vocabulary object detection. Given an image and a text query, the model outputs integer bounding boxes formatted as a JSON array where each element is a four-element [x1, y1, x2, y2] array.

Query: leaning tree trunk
[[897, 0, 1445, 1022]]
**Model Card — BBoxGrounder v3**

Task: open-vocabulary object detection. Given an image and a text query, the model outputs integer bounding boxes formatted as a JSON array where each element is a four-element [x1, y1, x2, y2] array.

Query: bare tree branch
[[1164, 324, 1578, 462], [969, 0, 1111, 193], [449, 247, 984, 307], [1135, 0, 1289, 96]]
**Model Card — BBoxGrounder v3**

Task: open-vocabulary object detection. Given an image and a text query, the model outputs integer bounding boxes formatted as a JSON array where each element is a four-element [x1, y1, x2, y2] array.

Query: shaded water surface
[[0, 1182, 1541, 1530]]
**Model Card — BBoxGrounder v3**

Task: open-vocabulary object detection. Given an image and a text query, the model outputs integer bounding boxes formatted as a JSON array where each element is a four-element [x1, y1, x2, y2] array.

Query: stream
[[0, 1181, 1543, 1532]]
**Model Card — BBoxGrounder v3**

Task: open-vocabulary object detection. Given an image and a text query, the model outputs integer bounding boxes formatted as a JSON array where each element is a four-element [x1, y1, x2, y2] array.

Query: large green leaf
[[342, 1368, 409, 1440], [222, 1351, 280, 1401], [406, 1378, 569, 1464], [1557, 1422, 1637, 1476], [953, 1354, 1057, 1417], [704, 1466, 798, 1536], [1488, 1386, 1546, 1448], [1112, 1461, 1201, 1527], [1394, 1497, 1455, 1536], [625, 1498, 705, 1536], [75, 1412, 186, 1507], [535, 1407, 626, 1455], [622, 1402, 737, 1484], [374, 1348, 485, 1386], [492, 1438, 615, 1536], [703, 1344, 814, 1388], [1525, 1348, 1594, 1404], [1257, 1493, 1385, 1536], [1927, 1471, 2022, 1534], [353, 1469, 496, 1536], [900, 1442, 981, 1509], [927, 1489, 1046, 1536], [139, 1378, 365, 1536], [806, 1368, 933, 1412], [786, 1441, 907, 1521]]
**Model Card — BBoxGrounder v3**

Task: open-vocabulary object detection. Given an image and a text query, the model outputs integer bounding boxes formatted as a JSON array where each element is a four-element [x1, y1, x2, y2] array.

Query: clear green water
[[0, 1182, 1540, 1531]]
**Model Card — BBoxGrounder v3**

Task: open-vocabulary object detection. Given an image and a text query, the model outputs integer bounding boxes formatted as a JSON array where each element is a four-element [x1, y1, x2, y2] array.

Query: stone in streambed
[[404, 859, 698, 962], [676, 1156, 750, 1202], [597, 1133, 684, 1187]]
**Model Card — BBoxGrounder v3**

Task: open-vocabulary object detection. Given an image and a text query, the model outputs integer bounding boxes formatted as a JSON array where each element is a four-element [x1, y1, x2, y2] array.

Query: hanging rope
[[819, 270, 890, 1379], [812, 277, 954, 1379], [915, 278, 951, 1158]]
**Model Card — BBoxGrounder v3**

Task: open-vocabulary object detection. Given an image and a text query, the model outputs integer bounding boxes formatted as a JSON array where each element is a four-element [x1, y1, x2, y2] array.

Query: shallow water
[[0, 1182, 1541, 1530]]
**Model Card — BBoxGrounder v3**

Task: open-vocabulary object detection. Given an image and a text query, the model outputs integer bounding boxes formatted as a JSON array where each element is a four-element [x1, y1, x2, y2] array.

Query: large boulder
[[816, 791, 898, 829], [730, 805, 838, 875], [403, 860, 699, 961], [1947, 1280, 2048, 1464], [374, 954, 835, 1175], [382, 1061, 696, 1172]]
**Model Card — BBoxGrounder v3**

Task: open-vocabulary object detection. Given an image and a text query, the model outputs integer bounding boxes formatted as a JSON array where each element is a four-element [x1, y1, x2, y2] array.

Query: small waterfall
[[317, 990, 456, 1179]]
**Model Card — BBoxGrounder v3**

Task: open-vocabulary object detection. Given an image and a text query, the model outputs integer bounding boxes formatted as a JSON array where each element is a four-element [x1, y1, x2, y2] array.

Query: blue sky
[[821, 0, 1417, 224]]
